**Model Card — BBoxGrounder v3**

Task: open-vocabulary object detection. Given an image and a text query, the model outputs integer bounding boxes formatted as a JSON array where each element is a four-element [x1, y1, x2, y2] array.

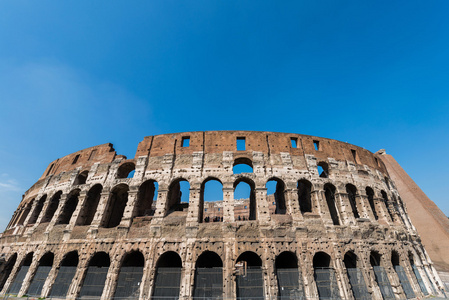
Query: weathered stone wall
[[0, 131, 445, 299]]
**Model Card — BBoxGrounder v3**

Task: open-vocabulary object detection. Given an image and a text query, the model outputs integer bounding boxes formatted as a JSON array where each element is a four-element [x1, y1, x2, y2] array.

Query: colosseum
[[0, 131, 446, 299]]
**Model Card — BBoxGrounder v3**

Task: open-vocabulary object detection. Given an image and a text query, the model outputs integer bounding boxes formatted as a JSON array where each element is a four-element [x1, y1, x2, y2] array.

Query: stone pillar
[[285, 187, 302, 218], [374, 196, 392, 224], [363, 253, 383, 300], [90, 191, 111, 228], [119, 187, 139, 228], [222, 185, 235, 223], [23, 199, 40, 227], [45, 194, 68, 233], [336, 192, 356, 226], [66, 257, 89, 300], [67, 191, 87, 228], [360, 194, 376, 221], [101, 258, 121, 300], [186, 187, 201, 225], [40, 260, 60, 297], [223, 241, 235, 298], [153, 188, 168, 220], [255, 187, 270, 223], [316, 189, 334, 226], [18, 256, 38, 297], [334, 253, 353, 300], [354, 193, 370, 219], [384, 257, 407, 299], [301, 250, 318, 299], [180, 243, 195, 299]]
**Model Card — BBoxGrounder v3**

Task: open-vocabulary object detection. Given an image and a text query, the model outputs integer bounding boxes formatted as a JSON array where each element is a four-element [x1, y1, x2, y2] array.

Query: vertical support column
[[317, 189, 334, 226], [336, 192, 356, 226], [186, 187, 201, 225], [360, 194, 376, 221], [89, 191, 111, 232], [223, 241, 235, 299], [153, 188, 168, 220], [222, 184, 235, 223], [334, 253, 353, 300], [67, 192, 87, 228], [363, 253, 383, 300], [255, 187, 270, 223], [101, 257, 121, 300], [119, 187, 139, 228], [384, 257, 407, 299], [18, 257, 39, 297], [301, 250, 318, 300], [180, 242, 195, 299], [66, 256, 88, 300], [45, 194, 68, 233], [375, 196, 392, 224], [354, 193, 370, 219], [41, 258, 60, 298], [285, 187, 303, 220]]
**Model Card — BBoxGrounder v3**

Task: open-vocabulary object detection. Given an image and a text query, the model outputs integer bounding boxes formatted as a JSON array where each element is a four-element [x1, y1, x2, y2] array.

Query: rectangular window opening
[[237, 137, 246, 151], [313, 140, 320, 151], [88, 149, 97, 161], [290, 137, 298, 148], [181, 136, 190, 147], [72, 154, 80, 165], [351, 149, 358, 163]]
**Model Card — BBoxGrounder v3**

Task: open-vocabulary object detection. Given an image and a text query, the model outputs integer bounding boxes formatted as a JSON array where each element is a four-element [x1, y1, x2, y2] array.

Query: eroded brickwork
[[0, 131, 445, 299]]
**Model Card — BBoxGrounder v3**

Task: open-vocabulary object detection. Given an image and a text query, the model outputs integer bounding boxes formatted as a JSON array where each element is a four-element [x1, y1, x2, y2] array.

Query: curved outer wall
[[0, 131, 445, 299]]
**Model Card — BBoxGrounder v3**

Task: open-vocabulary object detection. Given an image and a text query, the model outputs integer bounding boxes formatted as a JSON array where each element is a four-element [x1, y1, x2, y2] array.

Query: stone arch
[[27, 195, 47, 225], [298, 179, 312, 213], [152, 251, 182, 299], [346, 184, 360, 219], [41, 191, 62, 223], [324, 183, 340, 225], [313, 251, 341, 300], [74, 170, 89, 185], [114, 251, 145, 299], [233, 157, 253, 174], [0, 253, 17, 291], [236, 251, 263, 299], [49, 251, 79, 298], [117, 162, 136, 179], [266, 177, 286, 215], [193, 251, 223, 298], [366, 186, 378, 220], [79, 252, 110, 299], [27, 252, 54, 296], [57, 189, 80, 225], [200, 177, 223, 223], [16, 201, 33, 226], [275, 251, 304, 299], [76, 184, 102, 226], [135, 179, 158, 217], [234, 177, 256, 221], [166, 178, 190, 214], [343, 251, 370, 300], [381, 190, 395, 221], [8, 252, 34, 294], [102, 184, 129, 228]]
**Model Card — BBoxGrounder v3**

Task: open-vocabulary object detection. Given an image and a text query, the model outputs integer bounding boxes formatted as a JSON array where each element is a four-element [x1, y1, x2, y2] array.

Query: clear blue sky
[[0, 1, 448, 230]]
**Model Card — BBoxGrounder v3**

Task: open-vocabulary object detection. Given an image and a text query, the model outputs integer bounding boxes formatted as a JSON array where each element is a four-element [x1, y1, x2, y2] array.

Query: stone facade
[[0, 131, 445, 299]]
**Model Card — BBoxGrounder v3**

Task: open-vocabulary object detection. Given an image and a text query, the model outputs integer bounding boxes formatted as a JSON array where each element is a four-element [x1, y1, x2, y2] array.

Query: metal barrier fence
[[372, 266, 394, 300], [393, 265, 415, 299], [313, 267, 341, 300], [346, 268, 371, 300]]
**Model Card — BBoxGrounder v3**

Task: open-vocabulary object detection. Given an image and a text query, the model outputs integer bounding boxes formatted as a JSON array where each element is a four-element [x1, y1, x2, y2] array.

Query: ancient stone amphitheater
[[0, 131, 445, 299]]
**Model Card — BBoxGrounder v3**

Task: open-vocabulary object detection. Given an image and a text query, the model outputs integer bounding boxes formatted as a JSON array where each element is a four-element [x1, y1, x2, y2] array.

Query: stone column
[[180, 242, 195, 299], [45, 194, 68, 233], [362, 253, 383, 300], [90, 191, 111, 227], [101, 258, 121, 300], [66, 257, 89, 300], [255, 187, 270, 223], [336, 192, 356, 226], [384, 258, 407, 299], [374, 196, 392, 224], [285, 187, 302, 219], [301, 250, 318, 299], [334, 253, 353, 300], [222, 185, 235, 223], [223, 241, 235, 298], [23, 199, 40, 227], [67, 191, 87, 228], [360, 194, 376, 221], [119, 187, 139, 228], [354, 193, 370, 219], [153, 188, 168, 220], [186, 187, 201, 225], [18, 256, 39, 297], [316, 189, 334, 226], [41, 260, 60, 297]]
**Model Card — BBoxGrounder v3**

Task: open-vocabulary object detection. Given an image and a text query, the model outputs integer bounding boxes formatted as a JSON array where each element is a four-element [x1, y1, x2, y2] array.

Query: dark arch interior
[[135, 180, 158, 217], [366, 187, 378, 220], [61, 251, 79, 267], [236, 251, 262, 267], [17, 202, 33, 226], [346, 184, 360, 219], [391, 251, 400, 266], [77, 184, 102, 226], [117, 162, 136, 179], [408, 252, 415, 266], [370, 252, 381, 267], [167, 179, 190, 213], [89, 252, 110, 267], [324, 184, 339, 225], [42, 191, 62, 223], [0, 253, 17, 290], [122, 251, 145, 267], [275, 252, 298, 269], [28, 195, 47, 225], [23, 252, 34, 266], [75, 171, 88, 185], [267, 178, 286, 214], [196, 251, 223, 268], [313, 252, 331, 268], [39, 252, 54, 266], [103, 184, 129, 228], [156, 251, 182, 268], [57, 190, 80, 225], [344, 252, 357, 269], [298, 179, 312, 213]]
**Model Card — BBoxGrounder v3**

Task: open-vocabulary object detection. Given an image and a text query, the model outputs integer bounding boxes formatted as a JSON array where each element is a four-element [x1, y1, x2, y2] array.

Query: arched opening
[[366, 187, 378, 220], [234, 178, 256, 221], [200, 178, 223, 223], [0, 253, 17, 291], [298, 180, 312, 213], [42, 191, 62, 223], [236, 251, 263, 299], [8, 252, 33, 294], [27, 252, 54, 296], [152, 251, 182, 299], [343, 251, 370, 300], [135, 180, 158, 217], [266, 178, 286, 215], [346, 184, 360, 219], [16, 202, 33, 226], [324, 184, 340, 225], [49, 251, 79, 298], [193, 251, 223, 298], [57, 189, 80, 225], [114, 251, 144, 299], [370, 251, 394, 300], [313, 252, 340, 300], [276, 252, 304, 299], [117, 162, 136, 179], [317, 162, 329, 178], [74, 170, 88, 185], [391, 251, 415, 299], [27, 195, 47, 225], [233, 158, 253, 174], [79, 252, 110, 298], [102, 184, 129, 228], [76, 184, 102, 226], [381, 191, 395, 222], [408, 252, 428, 295], [166, 179, 190, 215]]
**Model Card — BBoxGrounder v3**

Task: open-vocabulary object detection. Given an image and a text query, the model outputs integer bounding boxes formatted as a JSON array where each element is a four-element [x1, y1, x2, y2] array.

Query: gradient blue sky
[[0, 1, 448, 230]]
